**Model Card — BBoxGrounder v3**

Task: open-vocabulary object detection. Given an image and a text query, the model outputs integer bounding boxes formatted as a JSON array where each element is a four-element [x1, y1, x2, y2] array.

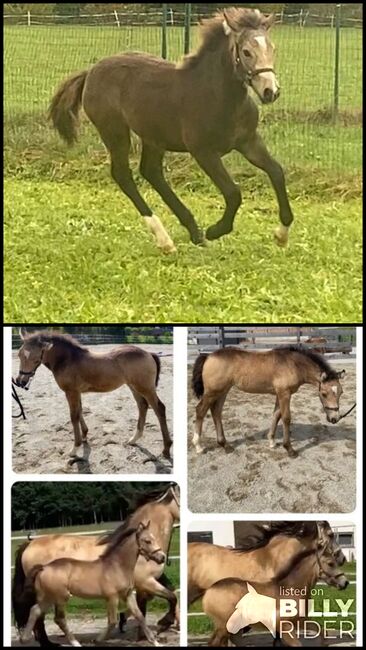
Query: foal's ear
[[320, 372, 328, 383], [19, 327, 27, 340], [262, 13, 276, 30], [222, 11, 237, 36], [41, 341, 53, 352], [246, 582, 258, 595], [337, 370, 346, 379]]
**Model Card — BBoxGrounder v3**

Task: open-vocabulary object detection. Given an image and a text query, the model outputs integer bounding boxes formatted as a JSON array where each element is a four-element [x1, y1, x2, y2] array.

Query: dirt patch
[[12, 344, 173, 475], [11, 614, 179, 646], [188, 361, 356, 513], [188, 631, 355, 647]]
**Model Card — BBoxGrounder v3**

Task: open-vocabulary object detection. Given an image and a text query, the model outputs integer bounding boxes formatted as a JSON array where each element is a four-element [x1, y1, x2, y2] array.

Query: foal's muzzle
[[262, 87, 280, 104]]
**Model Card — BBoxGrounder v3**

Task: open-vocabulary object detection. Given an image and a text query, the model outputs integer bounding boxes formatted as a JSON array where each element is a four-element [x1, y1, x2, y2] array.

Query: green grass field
[[188, 562, 356, 637], [11, 522, 180, 618], [4, 24, 362, 322]]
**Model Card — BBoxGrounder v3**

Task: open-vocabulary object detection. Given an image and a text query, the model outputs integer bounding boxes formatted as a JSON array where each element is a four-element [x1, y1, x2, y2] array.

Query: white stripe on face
[[255, 36, 267, 51], [332, 386, 338, 395], [23, 349, 30, 359]]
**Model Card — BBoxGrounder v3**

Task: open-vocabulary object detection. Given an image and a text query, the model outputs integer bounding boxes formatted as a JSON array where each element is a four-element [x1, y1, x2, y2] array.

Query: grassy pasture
[[11, 522, 180, 617], [4, 24, 362, 323]]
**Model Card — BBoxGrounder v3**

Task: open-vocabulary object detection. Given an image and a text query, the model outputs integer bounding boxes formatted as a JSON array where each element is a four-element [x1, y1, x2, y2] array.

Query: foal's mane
[[23, 330, 86, 354], [100, 521, 137, 559], [277, 345, 339, 380], [232, 521, 318, 554], [180, 8, 265, 69]]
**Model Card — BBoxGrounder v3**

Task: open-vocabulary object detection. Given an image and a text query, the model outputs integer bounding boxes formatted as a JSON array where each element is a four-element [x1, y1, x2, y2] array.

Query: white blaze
[[255, 36, 267, 50], [23, 349, 30, 359]]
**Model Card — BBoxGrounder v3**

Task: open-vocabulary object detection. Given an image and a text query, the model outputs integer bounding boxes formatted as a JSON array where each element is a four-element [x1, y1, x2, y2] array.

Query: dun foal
[[49, 7, 294, 252], [15, 328, 172, 459], [20, 522, 165, 647], [192, 345, 345, 457]]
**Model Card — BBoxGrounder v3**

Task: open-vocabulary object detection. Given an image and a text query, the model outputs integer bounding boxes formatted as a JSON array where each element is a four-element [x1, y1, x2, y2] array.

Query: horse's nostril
[[263, 88, 274, 103]]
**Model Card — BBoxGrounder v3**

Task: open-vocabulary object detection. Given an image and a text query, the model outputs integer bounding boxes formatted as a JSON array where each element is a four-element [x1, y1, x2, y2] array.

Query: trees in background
[[12, 481, 171, 530]]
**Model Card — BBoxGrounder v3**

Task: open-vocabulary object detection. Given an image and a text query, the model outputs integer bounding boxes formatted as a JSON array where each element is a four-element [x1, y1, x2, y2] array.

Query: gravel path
[[188, 360, 356, 513], [12, 344, 173, 475], [11, 615, 179, 646]]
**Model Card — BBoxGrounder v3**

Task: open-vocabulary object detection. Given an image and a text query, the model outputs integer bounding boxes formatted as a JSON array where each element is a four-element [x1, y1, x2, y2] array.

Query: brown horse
[[12, 485, 180, 646], [188, 521, 345, 606], [15, 327, 172, 459], [201, 542, 349, 647], [48, 7, 294, 253], [20, 521, 165, 647], [191, 345, 345, 457]]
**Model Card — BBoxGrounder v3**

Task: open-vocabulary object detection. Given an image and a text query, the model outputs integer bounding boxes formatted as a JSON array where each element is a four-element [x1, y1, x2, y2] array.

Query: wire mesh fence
[[4, 4, 362, 176]]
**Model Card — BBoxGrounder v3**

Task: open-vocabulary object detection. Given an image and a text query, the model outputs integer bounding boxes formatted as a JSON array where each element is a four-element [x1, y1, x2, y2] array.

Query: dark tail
[[12, 544, 42, 631], [192, 354, 208, 399], [48, 70, 88, 145], [152, 354, 161, 386]]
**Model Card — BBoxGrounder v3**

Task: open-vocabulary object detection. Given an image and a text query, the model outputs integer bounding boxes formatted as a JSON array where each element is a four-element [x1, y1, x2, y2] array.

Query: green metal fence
[[4, 3, 362, 175]]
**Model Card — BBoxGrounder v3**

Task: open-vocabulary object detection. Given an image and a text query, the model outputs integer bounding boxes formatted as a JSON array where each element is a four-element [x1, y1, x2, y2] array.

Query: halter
[[234, 43, 275, 87], [16, 349, 45, 387], [318, 381, 356, 420]]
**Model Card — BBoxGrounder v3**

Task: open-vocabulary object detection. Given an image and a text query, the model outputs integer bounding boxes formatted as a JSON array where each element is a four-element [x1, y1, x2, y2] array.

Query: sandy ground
[[12, 344, 173, 475], [11, 614, 179, 646], [188, 360, 356, 513]]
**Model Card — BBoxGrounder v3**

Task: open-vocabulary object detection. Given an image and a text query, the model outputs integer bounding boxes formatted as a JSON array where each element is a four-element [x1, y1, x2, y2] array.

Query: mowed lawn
[[11, 522, 180, 617], [4, 24, 362, 322]]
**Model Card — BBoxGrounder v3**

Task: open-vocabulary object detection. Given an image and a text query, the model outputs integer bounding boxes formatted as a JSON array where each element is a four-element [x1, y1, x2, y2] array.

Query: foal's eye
[[243, 49, 251, 58], [321, 392, 328, 398]]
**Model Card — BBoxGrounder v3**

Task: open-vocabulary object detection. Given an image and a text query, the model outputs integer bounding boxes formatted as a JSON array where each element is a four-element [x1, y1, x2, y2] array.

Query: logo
[[226, 583, 277, 637]]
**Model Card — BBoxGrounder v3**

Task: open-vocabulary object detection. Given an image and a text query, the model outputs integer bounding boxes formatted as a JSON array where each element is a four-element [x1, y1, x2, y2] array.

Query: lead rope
[[338, 402, 356, 421], [12, 380, 26, 420]]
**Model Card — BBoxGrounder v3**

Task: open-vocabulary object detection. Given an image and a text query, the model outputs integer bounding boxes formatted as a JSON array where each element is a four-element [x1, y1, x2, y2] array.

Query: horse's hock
[[12, 343, 173, 475]]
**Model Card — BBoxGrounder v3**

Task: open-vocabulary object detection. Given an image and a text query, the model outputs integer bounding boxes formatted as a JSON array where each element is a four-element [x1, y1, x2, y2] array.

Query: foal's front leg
[[96, 595, 119, 642], [268, 397, 281, 448], [65, 390, 83, 457], [277, 390, 298, 458], [126, 590, 160, 646], [237, 134, 294, 247]]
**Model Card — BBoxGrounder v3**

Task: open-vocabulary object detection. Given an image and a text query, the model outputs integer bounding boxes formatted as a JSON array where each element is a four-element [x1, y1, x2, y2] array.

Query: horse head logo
[[226, 583, 276, 637]]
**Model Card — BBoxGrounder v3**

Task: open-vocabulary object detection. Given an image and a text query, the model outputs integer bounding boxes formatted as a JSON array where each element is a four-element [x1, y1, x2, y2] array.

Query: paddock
[[12, 344, 173, 475], [187, 357, 356, 513]]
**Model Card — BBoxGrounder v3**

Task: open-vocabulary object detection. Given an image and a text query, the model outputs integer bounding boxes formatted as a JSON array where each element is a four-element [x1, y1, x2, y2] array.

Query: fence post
[[113, 10, 120, 28], [333, 4, 341, 120], [162, 4, 168, 59], [27, 10, 31, 26], [184, 3, 192, 55]]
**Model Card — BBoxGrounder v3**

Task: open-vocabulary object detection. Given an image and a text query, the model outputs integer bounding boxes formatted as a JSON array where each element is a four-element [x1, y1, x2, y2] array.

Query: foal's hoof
[[286, 448, 298, 459], [191, 229, 206, 246], [69, 445, 83, 458], [206, 222, 232, 241], [159, 241, 177, 255], [274, 225, 289, 247]]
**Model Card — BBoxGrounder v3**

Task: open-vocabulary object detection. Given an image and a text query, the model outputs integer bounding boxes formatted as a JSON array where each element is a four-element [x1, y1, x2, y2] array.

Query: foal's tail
[[12, 543, 42, 630], [192, 354, 208, 399], [152, 354, 161, 387], [48, 70, 88, 145]]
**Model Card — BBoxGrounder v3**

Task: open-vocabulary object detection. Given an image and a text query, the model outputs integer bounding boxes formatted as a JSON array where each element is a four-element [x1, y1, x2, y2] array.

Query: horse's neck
[[191, 42, 246, 103], [262, 536, 313, 576], [277, 550, 319, 592], [106, 534, 139, 574], [131, 504, 174, 552], [301, 358, 322, 386], [43, 344, 66, 371]]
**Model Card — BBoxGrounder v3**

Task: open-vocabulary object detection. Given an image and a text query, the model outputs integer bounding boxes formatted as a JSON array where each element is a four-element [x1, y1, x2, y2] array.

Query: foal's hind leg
[[193, 393, 217, 454], [54, 605, 81, 647], [127, 388, 148, 446], [140, 143, 204, 245], [237, 134, 294, 247], [91, 117, 176, 254], [268, 397, 281, 448], [210, 391, 229, 448], [147, 391, 172, 459], [79, 397, 88, 440]]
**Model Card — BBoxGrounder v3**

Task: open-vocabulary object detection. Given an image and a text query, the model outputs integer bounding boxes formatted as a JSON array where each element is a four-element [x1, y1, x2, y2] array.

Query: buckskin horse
[[191, 345, 345, 457], [15, 327, 172, 459], [49, 7, 294, 253], [12, 484, 180, 646], [188, 521, 345, 606], [202, 539, 348, 646]]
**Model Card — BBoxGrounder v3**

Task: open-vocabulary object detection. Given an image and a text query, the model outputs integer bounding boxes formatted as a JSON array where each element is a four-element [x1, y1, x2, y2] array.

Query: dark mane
[[23, 330, 87, 354], [97, 484, 176, 546], [100, 521, 137, 559], [180, 8, 265, 69], [130, 483, 176, 512], [277, 345, 339, 379], [232, 521, 318, 554]]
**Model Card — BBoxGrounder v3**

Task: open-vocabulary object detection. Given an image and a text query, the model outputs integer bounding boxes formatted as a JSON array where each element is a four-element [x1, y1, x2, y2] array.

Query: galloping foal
[[49, 7, 294, 252]]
